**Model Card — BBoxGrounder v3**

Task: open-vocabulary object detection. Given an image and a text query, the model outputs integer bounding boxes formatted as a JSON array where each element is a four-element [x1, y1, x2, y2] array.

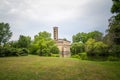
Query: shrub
[[109, 45, 120, 57], [107, 56, 119, 61], [70, 42, 85, 55], [50, 45, 60, 54], [51, 54, 59, 57], [0, 46, 28, 57], [85, 38, 108, 57], [79, 53, 88, 60], [85, 38, 96, 56], [18, 48, 29, 56], [93, 42, 108, 56], [71, 54, 81, 59]]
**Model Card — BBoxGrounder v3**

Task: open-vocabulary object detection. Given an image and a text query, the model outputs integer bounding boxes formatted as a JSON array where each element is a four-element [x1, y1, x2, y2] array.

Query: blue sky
[[0, 0, 113, 41]]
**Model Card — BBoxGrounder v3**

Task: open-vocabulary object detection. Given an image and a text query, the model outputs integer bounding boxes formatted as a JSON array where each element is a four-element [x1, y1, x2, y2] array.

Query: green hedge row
[[0, 46, 29, 57]]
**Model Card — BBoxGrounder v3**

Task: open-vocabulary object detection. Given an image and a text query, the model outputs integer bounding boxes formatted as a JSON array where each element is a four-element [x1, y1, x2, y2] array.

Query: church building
[[53, 27, 71, 57]]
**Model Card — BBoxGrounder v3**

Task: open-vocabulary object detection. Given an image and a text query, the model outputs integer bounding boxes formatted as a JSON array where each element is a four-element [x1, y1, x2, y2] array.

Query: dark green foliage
[[78, 53, 88, 60], [106, 0, 120, 45], [70, 42, 85, 55], [111, 0, 120, 14], [18, 48, 29, 56], [85, 38, 108, 57], [0, 46, 28, 57], [29, 44, 39, 55], [87, 31, 103, 41], [50, 45, 60, 54], [104, 0, 120, 58], [17, 35, 31, 48], [107, 16, 120, 45], [107, 56, 119, 61], [0, 22, 12, 45], [7, 41, 18, 48], [109, 45, 120, 57]]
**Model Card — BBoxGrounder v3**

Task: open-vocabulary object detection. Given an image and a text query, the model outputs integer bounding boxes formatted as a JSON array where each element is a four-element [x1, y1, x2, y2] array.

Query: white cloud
[[0, 0, 113, 41]]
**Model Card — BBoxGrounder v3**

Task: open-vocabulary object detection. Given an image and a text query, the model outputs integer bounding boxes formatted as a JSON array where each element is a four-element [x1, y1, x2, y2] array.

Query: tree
[[50, 45, 59, 54], [70, 42, 85, 55], [30, 31, 59, 56], [93, 42, 108, 56], [85, 38, 108, 57], [72, 31, 103, 43], [87, 31, 103, 41], [0, 22, 12, 45], [72, 32, 88, 43], [17, 35, 31, 48], [34, 31, 51, 44], [107, 0, 120, 45], [85, 38, 96, 56]]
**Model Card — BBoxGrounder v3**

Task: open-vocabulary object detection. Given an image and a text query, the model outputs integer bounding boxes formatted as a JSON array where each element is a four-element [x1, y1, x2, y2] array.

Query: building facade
[[53, 27, 71, 57]]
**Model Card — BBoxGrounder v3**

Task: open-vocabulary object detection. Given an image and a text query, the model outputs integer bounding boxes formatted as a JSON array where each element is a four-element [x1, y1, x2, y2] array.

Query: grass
[[0, 55, 120, 80]]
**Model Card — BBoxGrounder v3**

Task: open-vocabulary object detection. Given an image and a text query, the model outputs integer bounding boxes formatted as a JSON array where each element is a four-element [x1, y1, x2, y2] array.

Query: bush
[[70, 42, 85, 55], [79, 53, 88, 60], [85, 39, 108, 57], [0, 46, 8, 57], [51, 54, 59, 57], [50, 45, 60, 54], [71, 54, 81, 59], [107, 56, 119, 61], [0, 46, 28, 57], [18, 48, 29, 56], [109, 45, 120, 57]]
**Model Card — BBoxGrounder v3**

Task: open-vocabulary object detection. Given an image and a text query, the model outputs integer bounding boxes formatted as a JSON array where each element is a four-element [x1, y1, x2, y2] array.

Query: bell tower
[[53, 27, 58, 40]]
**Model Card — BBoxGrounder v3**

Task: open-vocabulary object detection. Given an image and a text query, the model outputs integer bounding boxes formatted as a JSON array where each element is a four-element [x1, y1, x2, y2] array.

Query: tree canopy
[[72, 31, 103, 43], [30, 31, 59, 56], [106, 0, 120, 45], [0, 22, 12, 45]]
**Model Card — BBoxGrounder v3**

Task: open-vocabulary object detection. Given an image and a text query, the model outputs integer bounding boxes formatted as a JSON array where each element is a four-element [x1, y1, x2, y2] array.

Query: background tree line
[[0, 0, 119, 61], [0, 23, 59, 57], [70, 0, 120, 61]]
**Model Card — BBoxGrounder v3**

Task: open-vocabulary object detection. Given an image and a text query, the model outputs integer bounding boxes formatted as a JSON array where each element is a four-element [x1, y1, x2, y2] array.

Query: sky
[[0, 0, 113, 41]]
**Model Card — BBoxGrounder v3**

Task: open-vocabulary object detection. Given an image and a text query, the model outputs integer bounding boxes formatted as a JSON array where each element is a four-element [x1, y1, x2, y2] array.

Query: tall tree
[[107, 0, 120, 44], [0, 22, 12, 45], [72, 31, 103, 43], [70, 42, 85, 55], [30, 31, 59, 55], [72, 32, 88, 43], [17, 35, 31, 48], [87, 31, 103, 41]]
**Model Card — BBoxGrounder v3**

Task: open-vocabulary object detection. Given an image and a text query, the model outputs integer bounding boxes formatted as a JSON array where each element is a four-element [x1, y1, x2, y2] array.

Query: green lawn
[[0, 55, 120, 80]]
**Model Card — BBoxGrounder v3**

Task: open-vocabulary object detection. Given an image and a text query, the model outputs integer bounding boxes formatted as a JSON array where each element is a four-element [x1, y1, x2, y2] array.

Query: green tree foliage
[[17, 35, 31, 48], [72, 32, 88, 43], [70, 42, 85, 55], [7, 41, 18, 48], [0, 22, 12, 45], [30, 31, 59, 56], [50, 45, 60, 54], [85, 38, 96, 56], [87, 31, 103, 41], [34, 31, 51, 44], [109, 45, 120, 57], [103, 0, 120, 58], [93, 42, 108, 56], [106, 0, 120, 45], [72, 31, 103, 43], [85, 38, 108, 57], [0, 46, 28, 57]]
